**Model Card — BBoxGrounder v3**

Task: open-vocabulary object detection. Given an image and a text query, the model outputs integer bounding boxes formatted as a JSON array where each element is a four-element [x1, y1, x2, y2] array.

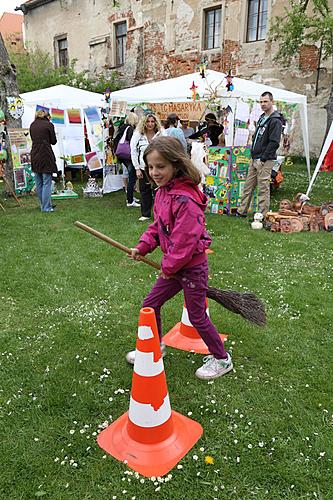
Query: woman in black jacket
[[30, 110, 57, 212], [113, 112, 139, 207]]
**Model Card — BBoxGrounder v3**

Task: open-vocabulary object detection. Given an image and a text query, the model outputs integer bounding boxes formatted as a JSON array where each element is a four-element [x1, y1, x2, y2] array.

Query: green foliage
[[269, 0, 333, 66], [10, 47, 121, 94]]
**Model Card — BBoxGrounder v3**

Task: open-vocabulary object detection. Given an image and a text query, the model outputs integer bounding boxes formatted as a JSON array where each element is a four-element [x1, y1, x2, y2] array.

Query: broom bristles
[[207, 286, 266, 326]]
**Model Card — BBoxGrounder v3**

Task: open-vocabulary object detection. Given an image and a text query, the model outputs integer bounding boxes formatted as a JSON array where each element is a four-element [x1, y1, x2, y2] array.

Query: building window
[[204, 6, 221, 50], [115, 21, 127, 66], [58, 38, 68, 67], [246, 0, 268, 42]]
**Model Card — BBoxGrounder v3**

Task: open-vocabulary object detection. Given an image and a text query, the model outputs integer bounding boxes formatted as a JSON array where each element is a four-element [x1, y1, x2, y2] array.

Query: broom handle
[[74, 221, 161, 271]]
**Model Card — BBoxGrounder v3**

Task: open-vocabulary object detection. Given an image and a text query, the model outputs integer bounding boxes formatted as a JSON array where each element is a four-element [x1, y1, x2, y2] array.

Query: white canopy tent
[[306, 121, 333, 196], [110, 70, 311, 177], [20, 85, 105, 171]]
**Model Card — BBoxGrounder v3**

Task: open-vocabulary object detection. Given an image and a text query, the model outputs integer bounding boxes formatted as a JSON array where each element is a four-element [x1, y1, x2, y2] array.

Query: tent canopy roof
[[110, 70, 307, 105], [20, 84, 104, 109]]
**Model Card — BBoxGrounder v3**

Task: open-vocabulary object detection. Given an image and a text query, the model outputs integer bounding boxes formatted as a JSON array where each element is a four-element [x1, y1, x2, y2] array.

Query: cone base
[[163, 323, 228, 354], [97, 410, 203, 477]]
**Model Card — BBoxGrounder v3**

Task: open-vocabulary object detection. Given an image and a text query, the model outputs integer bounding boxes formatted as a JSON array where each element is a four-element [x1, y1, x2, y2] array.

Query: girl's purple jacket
[[136, 177, 212, 276]]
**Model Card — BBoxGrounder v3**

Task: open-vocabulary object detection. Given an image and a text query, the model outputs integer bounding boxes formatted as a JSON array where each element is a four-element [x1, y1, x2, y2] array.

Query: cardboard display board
[[205, 146, 257, 215], [8, 128, 35, 194]]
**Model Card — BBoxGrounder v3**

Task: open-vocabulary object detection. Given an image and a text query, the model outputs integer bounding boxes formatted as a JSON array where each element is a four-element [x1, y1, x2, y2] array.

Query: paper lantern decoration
[[190, 81, 199, 101]]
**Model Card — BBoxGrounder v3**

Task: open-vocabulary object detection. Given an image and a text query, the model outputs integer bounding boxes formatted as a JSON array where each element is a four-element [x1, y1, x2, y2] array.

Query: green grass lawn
[[0, 163, 332, 499]]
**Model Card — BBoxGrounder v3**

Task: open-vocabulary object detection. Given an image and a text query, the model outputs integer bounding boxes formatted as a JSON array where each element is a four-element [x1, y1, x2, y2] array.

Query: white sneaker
[[138, 216, 150, 221], [134, 197, 140, 203], [195, 353, 233, 380], [126, 343, 166, 365], [127, 201, 141, 207]]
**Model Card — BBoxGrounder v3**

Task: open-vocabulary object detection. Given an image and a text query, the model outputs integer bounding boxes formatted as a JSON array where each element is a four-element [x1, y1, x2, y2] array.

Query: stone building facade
[[17, 0, 333, 156]]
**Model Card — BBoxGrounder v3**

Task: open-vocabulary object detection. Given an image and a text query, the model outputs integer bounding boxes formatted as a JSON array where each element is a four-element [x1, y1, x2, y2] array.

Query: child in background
[[127, 136, 232, 380]]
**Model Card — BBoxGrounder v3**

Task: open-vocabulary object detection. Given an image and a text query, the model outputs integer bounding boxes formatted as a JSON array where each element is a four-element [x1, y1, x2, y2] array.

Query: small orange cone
[[163, 299, 228, 354], [97, 307, 203, 477]]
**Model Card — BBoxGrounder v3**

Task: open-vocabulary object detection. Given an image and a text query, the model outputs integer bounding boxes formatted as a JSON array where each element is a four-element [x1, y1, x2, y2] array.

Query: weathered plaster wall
[[22, 0, 333, 156]]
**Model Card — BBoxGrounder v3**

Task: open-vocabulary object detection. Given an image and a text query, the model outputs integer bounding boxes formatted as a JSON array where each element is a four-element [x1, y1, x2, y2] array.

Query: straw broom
[[75, 221, 266, 326]]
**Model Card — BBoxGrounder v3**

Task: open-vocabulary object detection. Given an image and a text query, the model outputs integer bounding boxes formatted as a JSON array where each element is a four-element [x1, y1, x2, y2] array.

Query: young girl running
[[127, 136, 232, 380]]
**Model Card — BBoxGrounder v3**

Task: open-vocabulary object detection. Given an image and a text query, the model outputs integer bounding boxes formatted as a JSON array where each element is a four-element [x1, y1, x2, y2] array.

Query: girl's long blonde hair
[[136, 113, 162, 135], [143, 136, 201, 185]]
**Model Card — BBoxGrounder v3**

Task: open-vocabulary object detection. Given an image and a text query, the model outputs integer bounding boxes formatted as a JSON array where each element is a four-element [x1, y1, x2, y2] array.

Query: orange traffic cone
[[163, 299, 228, 354], [97, 307, 203, 477]]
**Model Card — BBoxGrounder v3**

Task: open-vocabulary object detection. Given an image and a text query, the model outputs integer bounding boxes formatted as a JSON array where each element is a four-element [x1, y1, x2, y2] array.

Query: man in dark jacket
[[237, 92, 283, 217], [30, 110, 57, 212]]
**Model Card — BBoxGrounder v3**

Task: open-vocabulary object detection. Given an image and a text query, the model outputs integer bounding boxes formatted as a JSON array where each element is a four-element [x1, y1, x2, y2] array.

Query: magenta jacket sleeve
[[161, 197, 205, 276], [136, 219, 160, 256]]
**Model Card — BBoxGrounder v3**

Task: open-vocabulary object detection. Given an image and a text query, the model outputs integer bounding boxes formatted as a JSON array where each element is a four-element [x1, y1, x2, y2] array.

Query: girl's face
[[145, 116, 156, 131], [146, 150, 177, 187]]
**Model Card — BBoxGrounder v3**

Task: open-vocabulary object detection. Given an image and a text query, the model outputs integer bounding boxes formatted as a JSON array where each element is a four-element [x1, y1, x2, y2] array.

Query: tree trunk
[[0, 33, 22, 195]]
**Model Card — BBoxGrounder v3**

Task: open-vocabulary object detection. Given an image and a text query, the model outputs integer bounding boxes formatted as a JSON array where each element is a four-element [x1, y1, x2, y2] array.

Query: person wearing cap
[[188, 113, 224, 146]]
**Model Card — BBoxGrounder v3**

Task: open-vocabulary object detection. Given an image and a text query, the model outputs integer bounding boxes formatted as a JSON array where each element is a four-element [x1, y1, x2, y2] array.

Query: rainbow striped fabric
[[51, 108, 65, 125]]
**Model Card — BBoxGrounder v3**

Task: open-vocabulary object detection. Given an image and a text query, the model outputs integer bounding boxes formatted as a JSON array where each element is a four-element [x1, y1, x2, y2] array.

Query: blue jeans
[[34, 172, 53, 212]]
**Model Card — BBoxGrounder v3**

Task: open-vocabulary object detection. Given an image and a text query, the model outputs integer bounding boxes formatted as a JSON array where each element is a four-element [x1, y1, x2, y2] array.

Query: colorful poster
[[85, 151, 102, 171], [36, 104, 50, 114], [51, 108, 65, 125], [110, 100, 127, 116], [13, 167, 27, 190], [205, 146, 257, 215], [70, 154, 85, 164], [67, 109, 82, 124], [84, 107, 100, 123], [8, 129, 32, 169]]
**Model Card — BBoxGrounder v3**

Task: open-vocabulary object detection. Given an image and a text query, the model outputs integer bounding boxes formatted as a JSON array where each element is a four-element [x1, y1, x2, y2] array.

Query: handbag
[[115, 126, 131, 161]]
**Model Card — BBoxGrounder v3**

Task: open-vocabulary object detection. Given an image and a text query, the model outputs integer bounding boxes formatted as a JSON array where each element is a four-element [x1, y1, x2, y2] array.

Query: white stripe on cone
[[138, 325, 154, 340], [129, 394, 172, 427], [181, 305, 210, 326], [134, 350, 164, 377]]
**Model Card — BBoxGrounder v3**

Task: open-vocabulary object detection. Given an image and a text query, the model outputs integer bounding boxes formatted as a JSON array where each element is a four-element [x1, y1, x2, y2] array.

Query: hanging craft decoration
[[85, 151, 102, 171], [36, 104, 50, 114], [196, 57, 207, 79], [190, 81, 199, 101], [6, 96, 24, 119], [226, 71, 234, 92], [84, 107, 100, 124], [67, 108, 82, 124], [51, 108, 65, 125]]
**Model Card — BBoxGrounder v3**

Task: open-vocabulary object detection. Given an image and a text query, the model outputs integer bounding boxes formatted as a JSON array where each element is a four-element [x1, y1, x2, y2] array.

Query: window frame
[[203, 5, 222, 51], [114, 21, 127, 67], [246, 0, 268, 43], [54, 34, 68, 68]]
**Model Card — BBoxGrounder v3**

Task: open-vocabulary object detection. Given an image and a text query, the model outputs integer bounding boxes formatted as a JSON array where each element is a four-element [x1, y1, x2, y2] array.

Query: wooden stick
[[74, 221, 161, 270]]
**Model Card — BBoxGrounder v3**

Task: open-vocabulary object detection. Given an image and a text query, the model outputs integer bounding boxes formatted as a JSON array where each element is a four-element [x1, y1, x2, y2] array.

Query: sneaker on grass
[[138, 216, 150, 221], [195, 353, 233, 380], [127, 201, 141, 207], [126, 343, 167, 365]]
